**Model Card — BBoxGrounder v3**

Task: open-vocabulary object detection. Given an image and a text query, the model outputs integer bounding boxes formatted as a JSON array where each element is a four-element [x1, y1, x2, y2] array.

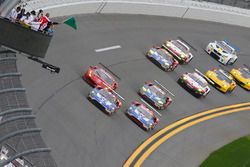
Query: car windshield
[[217, 41, 234, 54], [99, 89, 116, 103], [137, 105, 154, 120], [172, 40, 189, 53], [188, 73, 208, 87], [157, 49, 173, 63], [95, 68, 114, 85], [149, 85, 166, 100], [239, 68, 250, 79], [215, 69, 232, 83]]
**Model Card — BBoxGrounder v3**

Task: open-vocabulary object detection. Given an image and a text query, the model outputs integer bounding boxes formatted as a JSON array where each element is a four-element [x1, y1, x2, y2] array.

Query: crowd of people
[[7, 6, 56, 34]]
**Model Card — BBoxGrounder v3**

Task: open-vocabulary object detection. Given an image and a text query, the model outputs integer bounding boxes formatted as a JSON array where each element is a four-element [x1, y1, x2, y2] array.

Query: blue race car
[[146, 46, 179, 71], [126, 101, 159, 131], [88, 87, 122, 115], [138, 81, 172, 110]]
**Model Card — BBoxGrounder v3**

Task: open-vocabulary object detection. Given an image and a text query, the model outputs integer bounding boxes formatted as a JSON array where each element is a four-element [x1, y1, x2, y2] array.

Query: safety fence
[[0, 47, 57, 167]]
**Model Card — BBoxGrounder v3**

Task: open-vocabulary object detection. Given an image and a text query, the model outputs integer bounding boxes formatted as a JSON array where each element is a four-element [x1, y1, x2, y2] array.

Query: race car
[[230, 65, 250, 90], [83, 65, 118, 90], [138, 81, 172, 110], [126, 101, 159, 131], [88, 87, 122, 115], [204, 68, 236, 93], [162, 39, 193, 64], [206, 40, 238, 65], [178, 71, 210, 97], [146, 46, 179, 71]]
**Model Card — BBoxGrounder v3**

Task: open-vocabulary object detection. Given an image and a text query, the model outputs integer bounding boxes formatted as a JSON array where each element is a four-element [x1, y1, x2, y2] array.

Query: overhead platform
[[0, 17, 53, 58]]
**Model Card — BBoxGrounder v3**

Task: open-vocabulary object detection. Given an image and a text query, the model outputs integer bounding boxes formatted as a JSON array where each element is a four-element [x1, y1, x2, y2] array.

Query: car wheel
[[226, 58, 235, 65], [177, 78, 182, 84], [165, 67, 171, 72], [231, 58, 237, 64], [87, 95, 92, 100]]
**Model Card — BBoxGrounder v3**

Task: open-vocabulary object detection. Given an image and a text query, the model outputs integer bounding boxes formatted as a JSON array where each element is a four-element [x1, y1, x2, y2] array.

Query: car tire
[[226, 58, 237, 65], [87, 95, 92, 101], [177, 78, 182, 84], [231, 58, 237, 64]]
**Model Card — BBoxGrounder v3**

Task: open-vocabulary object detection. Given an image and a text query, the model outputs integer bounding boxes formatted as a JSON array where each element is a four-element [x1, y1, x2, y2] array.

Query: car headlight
[[164, 61, 169, 66], [149, 123, 153, 129], [222, 54, 228, 58], [182, 76, 188, 80], [198, 88, 202, 92], [142, 87, 147, 91], [109, 105, 115, 111], [158, 100, 163, 105]]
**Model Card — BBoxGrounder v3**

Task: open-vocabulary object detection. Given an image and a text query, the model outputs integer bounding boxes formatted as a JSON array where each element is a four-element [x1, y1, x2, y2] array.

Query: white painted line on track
[[95, 45, 121, 52], [140, 98, 162, 117]]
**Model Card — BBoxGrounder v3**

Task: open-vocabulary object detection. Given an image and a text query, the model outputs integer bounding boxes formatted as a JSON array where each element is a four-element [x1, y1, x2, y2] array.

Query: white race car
[[206, 40, 238, 65]]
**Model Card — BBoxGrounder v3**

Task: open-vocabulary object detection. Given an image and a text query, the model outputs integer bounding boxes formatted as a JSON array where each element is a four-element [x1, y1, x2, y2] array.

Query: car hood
[[129, 106, 154, 126]]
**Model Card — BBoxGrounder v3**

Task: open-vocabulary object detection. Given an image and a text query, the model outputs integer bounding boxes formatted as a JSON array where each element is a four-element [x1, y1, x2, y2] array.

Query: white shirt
[[8, 8, 18, 21], [20, 15, 33, 25]]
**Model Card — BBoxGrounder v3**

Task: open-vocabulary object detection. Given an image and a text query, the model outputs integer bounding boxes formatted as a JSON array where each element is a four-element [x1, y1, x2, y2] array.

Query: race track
[[17, 14, 250, 167]]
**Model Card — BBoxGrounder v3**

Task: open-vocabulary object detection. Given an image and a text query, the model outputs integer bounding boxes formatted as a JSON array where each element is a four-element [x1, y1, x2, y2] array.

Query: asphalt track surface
[[17, 14, 250, 167]]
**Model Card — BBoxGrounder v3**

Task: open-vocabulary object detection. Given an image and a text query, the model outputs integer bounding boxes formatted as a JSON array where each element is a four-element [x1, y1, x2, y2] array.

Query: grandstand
[[0, 47, 57, 167]]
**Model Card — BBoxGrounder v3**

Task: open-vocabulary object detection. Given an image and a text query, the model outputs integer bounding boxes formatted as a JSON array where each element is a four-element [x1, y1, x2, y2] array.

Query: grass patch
[[200, 135, 250, 167]]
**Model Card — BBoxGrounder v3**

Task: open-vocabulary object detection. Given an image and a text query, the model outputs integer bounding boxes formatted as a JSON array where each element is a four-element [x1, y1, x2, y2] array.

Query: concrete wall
[[8, 0, 250, 28]]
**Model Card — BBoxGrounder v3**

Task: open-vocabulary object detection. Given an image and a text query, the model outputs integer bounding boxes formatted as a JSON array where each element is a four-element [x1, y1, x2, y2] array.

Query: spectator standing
[[44, 21, 54, 35], [20, 12, 32, 28], [39, 13, 50, 30], [30, 10, 42, 31], [8, 6, 21, 22], [30, 10, 36, 22], [36, 9, 43, 21], [16, 8, 26, 22]]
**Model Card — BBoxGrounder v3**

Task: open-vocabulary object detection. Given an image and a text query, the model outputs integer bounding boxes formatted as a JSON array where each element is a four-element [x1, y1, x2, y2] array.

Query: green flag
[[63, 17, 77, 30]]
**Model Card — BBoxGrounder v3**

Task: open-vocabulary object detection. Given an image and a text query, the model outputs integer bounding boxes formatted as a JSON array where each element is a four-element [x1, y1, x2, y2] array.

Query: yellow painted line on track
[[123, 102, 250, 167], [134, 106, 250, 166]]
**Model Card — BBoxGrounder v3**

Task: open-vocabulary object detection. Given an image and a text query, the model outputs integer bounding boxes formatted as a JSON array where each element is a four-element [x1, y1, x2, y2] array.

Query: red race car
[[83, 66, 118, 90]]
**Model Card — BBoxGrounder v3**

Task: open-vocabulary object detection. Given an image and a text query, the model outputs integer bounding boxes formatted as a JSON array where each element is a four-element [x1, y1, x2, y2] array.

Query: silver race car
[[206, 40, 238, 65]]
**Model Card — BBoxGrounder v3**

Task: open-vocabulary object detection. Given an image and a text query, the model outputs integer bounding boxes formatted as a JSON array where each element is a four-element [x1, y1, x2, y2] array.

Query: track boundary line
[[124, 102, 250, 167]]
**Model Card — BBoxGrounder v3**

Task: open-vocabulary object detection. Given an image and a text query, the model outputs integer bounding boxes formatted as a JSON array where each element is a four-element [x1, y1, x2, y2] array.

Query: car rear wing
[[243, 64, 250, 70], [99, 62, 121, 81], [153, 80, 175, 97], [176, 39, 190, 51], [102, 82, 125, 101], [223, 39, 240, 52], [243, 64, 250, 74], [176, 37, 197, 51], [218, 65, 233, 79], [194, 68, 215, 86], [140, 98, 161, 117]]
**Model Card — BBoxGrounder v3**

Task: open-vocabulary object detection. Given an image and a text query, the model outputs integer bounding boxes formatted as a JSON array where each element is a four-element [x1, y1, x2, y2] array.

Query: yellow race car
[[205, 68, 236, 93], [230, 66, 250, 91]]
